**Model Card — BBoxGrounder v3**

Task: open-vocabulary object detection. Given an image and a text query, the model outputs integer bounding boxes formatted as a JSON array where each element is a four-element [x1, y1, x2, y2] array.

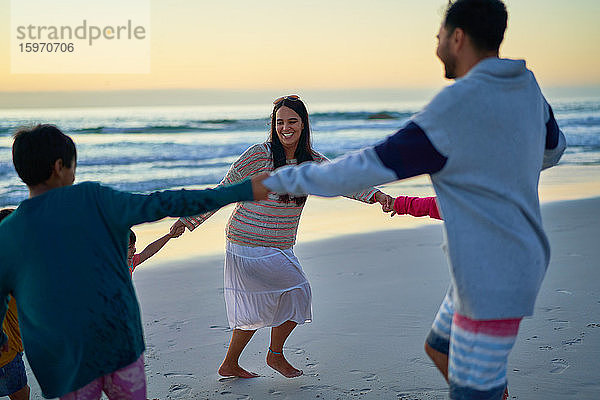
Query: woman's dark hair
[[12, 124, 77, 186], [269, 98, 314, 206], [444, 0, 507, 53]]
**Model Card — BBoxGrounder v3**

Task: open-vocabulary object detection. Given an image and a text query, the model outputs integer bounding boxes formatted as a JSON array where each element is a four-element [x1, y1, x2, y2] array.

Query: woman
[[171, 95, 393, 378]]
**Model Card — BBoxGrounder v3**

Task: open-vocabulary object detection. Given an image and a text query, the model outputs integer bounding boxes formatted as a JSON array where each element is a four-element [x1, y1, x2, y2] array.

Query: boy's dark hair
[[12, 124, 77, 186], [0, 208, 14, 223], [129, 230, 136, 245], [444, 0, 507, 53]]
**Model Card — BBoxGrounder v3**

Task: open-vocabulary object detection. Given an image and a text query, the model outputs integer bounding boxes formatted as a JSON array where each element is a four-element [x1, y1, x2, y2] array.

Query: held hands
[[169, 219, 186, 238], [0, 340, 8, 354], [374, 191, 394, 213], [251, 172, 271, 201]]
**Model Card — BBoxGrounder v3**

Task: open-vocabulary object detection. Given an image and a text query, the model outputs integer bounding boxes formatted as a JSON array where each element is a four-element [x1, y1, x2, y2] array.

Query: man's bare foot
[[218, 362, 259, 378], [266, 350, 303, 378]]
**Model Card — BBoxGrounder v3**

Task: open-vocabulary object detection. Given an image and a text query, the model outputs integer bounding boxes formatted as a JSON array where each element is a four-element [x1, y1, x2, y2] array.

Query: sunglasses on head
[[273, 95, 300, 105]]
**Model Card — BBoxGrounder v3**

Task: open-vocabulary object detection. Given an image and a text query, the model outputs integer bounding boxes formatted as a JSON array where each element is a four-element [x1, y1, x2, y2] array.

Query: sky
[[0, 0, 599, 96]]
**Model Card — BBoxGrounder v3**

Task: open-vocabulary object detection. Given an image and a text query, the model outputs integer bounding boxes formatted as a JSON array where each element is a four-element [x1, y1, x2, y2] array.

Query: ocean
[[1, 97, 599, 208]]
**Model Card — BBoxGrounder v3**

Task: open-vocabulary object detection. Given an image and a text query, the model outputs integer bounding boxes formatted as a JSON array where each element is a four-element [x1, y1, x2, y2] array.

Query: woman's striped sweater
[[180, 143, 379, 249]]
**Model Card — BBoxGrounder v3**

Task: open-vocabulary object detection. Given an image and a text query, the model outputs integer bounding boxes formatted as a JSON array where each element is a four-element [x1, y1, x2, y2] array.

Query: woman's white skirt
[[224, 241, 312, 330]]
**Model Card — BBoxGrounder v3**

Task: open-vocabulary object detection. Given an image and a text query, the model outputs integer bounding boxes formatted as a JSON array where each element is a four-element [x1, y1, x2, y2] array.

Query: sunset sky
[[1, 0, 599, 94]]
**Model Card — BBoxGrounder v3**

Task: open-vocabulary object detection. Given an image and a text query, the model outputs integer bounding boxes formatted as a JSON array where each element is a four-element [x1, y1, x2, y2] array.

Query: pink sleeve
[[393, 196, 442, 220]]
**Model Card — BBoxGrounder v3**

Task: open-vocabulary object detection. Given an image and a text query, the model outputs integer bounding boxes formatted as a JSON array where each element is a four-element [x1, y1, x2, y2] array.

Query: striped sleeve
[[181, 144, 271, 230]]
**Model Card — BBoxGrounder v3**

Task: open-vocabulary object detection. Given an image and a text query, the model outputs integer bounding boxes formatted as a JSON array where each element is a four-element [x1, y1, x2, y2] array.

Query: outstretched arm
[[99, 173, 268, 236], [178, 144, 270, 232], [263, 122, 447, 198], [264, 147, 396, 197], [311, 151, 391, 206], [390, 196, 441, 219], [137, 232, 179, 266]]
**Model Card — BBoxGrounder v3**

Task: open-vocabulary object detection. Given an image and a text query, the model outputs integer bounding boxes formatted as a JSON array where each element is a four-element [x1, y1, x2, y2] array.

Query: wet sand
[[134, 197, 598, 399], [22, 164, 600, 399]]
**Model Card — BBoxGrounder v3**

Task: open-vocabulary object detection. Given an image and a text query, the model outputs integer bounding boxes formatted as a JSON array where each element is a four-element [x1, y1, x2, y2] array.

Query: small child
[[127, 227, 183, 276], [0, 124, 268, 399], [0, 210, 30, 400]]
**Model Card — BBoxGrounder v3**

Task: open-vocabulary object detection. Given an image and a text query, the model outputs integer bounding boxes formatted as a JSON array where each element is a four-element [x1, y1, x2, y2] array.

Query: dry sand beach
[[23, 167, 600, 399]]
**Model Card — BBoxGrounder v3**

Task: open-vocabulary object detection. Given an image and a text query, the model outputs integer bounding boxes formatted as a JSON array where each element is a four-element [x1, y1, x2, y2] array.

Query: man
[[259, 1, 566, 399]]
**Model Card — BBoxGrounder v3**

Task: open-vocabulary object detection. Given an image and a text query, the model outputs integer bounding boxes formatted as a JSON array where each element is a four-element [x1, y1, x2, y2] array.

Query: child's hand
[[169, 222, 185, 238], [374, 191, 394, 213], [0, 341, 8, 354]]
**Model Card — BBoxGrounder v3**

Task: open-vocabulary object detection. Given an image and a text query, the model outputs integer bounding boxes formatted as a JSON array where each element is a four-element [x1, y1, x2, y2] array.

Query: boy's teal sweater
[[0, 180, 252, 398]]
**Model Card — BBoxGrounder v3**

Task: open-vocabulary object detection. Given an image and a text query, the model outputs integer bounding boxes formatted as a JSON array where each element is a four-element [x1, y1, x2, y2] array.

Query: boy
[[0, 124, 268, 399], [0, 210, 30, 400]]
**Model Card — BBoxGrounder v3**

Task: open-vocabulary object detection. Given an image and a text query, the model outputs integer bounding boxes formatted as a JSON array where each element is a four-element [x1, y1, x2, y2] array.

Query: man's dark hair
[[444, 0, 508, 52], [12, 124, 77, 186]]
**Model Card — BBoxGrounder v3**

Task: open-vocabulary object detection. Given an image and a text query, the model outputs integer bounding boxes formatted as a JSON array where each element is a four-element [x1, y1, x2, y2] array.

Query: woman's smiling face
[[275, 106, 303, 155]]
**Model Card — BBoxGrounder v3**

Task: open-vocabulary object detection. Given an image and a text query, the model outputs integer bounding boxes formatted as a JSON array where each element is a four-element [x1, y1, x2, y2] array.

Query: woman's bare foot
[[266, 350, 303, 378], [218, 362, 259, 378]]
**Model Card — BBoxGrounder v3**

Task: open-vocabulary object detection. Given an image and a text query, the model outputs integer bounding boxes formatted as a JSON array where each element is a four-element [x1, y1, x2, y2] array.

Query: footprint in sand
[[547, 318, 569, 330], [164, 372, 196, 379], [542, 306, 561, 312], [168, 383, 192, 398], [550, 358, 570, 374], [556, 289, 573, 295], [396, 389, 448, 400], [168, 320, 188, 332], [300, 385, 335, 392], [349, 369, 378, 381], [336, 271, 364, 277], [219, 392, 251, 400], [145, 345, 159, 360], [562, 333, 584, 346], [149, 317, 166, 325], [210, 325, 232, 332], [349, 387, 373, 395], [283, 346, 305, 355], [539, 345, 553, 351], [587, 323, 600, 328]]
